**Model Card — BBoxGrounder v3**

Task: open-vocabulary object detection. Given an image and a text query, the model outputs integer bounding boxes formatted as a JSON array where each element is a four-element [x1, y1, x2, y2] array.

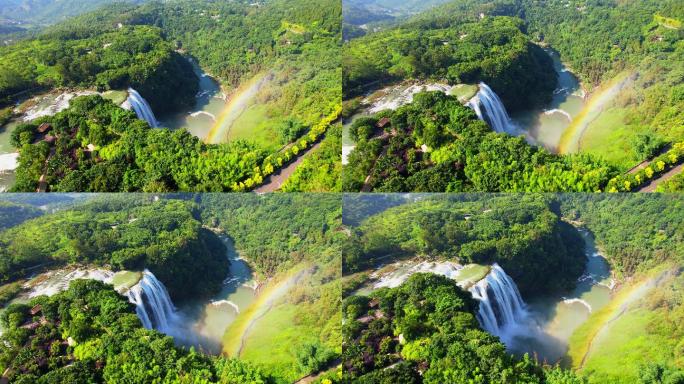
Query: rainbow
[[205, 72, 270, 144], [557, 71, 633, 154]]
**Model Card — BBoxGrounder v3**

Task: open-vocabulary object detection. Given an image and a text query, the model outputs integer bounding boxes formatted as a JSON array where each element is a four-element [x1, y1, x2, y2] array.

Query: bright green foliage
[[342, 91, 618, 192], [343, 194, 585, 296], [342, 273, 548, 383], [0, 25, 198, 113], [0, 280, 273, 383], [657, 172, 684, 192], [11, 96, 268, 192], [343, 14, 556, 111], [281, 123, 343, 192]]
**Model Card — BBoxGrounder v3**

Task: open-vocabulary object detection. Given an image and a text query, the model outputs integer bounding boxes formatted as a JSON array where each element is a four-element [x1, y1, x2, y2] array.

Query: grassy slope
[[222, 263, 336, 383], [579, 108, 636, 169], [567, 265, 679, 382], [239, 304, 320, 382], [227, 104, 279, 150]]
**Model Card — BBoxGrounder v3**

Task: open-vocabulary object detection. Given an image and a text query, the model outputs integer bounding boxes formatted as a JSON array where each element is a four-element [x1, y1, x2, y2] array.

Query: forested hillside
[[0, 23, 197, 113], [343, 15, 556, 110], [343, 92, 617, 192], [0, 201, 42, 230], [560, 194, 684, 276], [342, 273, 584, 383], [0, 196, 228, 301], [47, 0, 342, 130], [344, 194, 586, 297], [0, 280, 273, 383], [0, 0, 144, 28], [200, 193, 342, 278]]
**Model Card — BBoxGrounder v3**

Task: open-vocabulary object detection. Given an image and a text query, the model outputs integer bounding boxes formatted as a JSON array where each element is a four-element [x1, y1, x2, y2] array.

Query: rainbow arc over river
[[205, 72, 270, 144]]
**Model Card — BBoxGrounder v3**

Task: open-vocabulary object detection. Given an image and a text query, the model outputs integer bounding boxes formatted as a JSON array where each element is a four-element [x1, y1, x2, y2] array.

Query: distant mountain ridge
[[0, 0, 144, 26]]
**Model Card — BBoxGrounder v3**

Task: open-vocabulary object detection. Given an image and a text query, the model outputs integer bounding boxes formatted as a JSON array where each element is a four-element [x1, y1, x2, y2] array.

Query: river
[[342, 48, 586, 164], [176, 236, 257, 354], [508, 228, 613, 364], [512, 48, 586, 152]]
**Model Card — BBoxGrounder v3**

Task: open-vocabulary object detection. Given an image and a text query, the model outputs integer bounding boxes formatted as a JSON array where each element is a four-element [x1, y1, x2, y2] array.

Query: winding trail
[[637, 163, 684, 192], [253, 141, 322, 193]]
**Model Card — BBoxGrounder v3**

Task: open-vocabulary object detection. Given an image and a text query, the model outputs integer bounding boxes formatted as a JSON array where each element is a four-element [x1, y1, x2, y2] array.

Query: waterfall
[[0, 153, 18, 172], [126, 270, 177, 333], [469, 264, 528, 338], [467, 82, 517, 135], [124, 88, 159, 128]]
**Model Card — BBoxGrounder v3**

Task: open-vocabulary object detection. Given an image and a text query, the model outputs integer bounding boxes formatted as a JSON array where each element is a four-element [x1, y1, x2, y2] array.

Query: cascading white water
[[467, 82, 518, 135], [126, 269, 177, 333], [469, 263, 528, 338], [0, 153, 18, 172], [124, 88, 159, 128]]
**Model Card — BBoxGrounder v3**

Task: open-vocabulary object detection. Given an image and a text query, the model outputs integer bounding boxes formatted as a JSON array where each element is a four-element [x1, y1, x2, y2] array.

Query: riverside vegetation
[[0, 194, 342, 383], [1, 0, 341, 192], [342, 194, 684, 383], [343, 0, 684, 192]]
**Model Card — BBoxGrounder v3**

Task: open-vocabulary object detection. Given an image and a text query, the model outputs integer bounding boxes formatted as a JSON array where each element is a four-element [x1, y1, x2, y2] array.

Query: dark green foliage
[[344, 195, 585, 297], [199, 193, 342, 278], [0, 280, 273, 383], [0, 197, 227, 301], [0, 201, 42, 230], [343, 15, 556, 111], [342, 273, 547, 383], [343, 91, 618, 192]]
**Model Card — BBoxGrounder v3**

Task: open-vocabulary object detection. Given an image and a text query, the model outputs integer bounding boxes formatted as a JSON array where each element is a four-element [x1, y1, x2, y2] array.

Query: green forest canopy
[[0, 279, 275, 383], [343, 194, 586, 296]]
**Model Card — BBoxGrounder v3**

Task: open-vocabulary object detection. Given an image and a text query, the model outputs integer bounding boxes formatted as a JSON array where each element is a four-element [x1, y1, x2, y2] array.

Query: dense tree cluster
[[0, 24, 197, 114], [342, 273, 586, 383], [11, 96, 270, 192], [559, 194, 684, 276], [343, 15, 556, 111], [0, 197, 227, 301], [343, 92, 618, 192], [200, 193, 342, 278], [281, 124, 343, 192], [0, 280, 273, 383], [343, 194, 586, 297]]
